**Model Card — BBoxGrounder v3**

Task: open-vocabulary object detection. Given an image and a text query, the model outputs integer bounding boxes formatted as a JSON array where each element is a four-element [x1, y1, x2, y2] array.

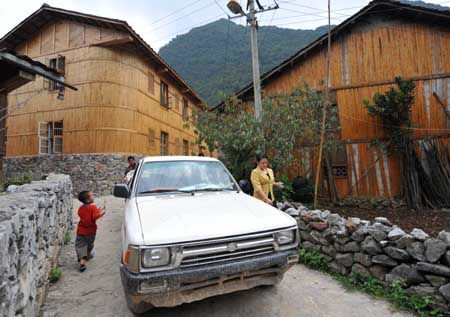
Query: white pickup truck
[[114, 156, 299, 314]]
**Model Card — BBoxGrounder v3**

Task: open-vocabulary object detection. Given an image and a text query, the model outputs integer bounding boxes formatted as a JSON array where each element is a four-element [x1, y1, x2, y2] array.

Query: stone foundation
[[3, 154, 140, 196], [278, 202, 450, 313], [0, 174, 73, 317]]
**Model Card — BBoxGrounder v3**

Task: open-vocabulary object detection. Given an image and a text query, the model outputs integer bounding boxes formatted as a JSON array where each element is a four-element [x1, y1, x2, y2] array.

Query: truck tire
[[125, 293, 153, 315]]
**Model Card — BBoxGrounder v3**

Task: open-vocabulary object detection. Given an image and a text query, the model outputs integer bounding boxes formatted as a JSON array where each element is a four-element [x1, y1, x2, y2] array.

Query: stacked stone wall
[[0, 174, 73, 317]]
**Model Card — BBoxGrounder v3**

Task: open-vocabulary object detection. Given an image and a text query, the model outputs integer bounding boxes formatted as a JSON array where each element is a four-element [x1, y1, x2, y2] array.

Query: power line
[[139, 0, 204, 30], [214, 0, 230, 17]]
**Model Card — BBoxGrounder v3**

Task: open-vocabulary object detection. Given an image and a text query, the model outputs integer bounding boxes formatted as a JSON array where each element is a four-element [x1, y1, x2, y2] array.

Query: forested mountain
[[159, 19, 330, 106], [158, 1, 449, 107]]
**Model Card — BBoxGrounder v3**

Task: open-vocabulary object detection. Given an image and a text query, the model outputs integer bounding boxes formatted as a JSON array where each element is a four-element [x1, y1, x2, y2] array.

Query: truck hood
[[135, 192, 296, 245]]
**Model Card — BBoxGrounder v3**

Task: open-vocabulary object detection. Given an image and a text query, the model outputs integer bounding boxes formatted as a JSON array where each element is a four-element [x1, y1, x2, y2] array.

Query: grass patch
[[1, 175, 32, 192], [64, 231, 71, 245], [298, 248, 448, 317], [49, 267, 62, 283]]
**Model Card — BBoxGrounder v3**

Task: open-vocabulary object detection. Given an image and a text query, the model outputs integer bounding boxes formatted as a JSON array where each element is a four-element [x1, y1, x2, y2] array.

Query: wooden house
[[0, 4, 204, 194], [220, 0, 450, 200]]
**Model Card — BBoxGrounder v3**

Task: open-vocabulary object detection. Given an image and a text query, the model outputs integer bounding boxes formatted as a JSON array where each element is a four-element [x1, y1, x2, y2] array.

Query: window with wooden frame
[[44, 55, 65, 91], [183, 139, 189, 156], [182, 98, 189, 121], [175, 94, 180, 111], [148, 72, 155, 95], [38, 121, 63, 155], [160, 81, 169, 107], [160, 131, 169, 156]]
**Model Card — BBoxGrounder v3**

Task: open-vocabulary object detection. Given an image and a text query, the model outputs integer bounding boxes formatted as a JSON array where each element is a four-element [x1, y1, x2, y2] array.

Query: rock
[[360, 220, 370, 226], [361, 236, 382, 255], [309, 222, 329, 232], [280, 201, 294, 211], [354, 253, 372, 267], [343, 241, 360, 252], [416, 262, 450, 277], [387, 226, 405, 241], [352, 263, 370, 277], [424, 238, 447, 263], [321, 210, 331, 219], [329, 261, 349, 275], [375, 217, 392, 226], [321, 245, 337, 258], [372, 222, 392, 233], [335, 253, 354, 268], [276, 202, 284, 210], [311, 231, 328, 246], [446, 251, 450, 266], [384, 247, 411, 261], [328, 213, 344, 226], [367, 227, 387, 242], [309, 210, 323, 222], [369, 265, 388, 281], [379, 240, 396, 248], [372, 255, 398, 267], [425, 275, 449, 288], [300, 231, 318, 244], [411, 228, 429, 241], [345, 218, 360, 233], [396, 234, 415, 249], [407, 284, 436, 297], [407, 242, 426, 262], [438, 231, 450, 247], [6, 185, 18, 193], [285, 207, 300, 217], [439, 283, 450, 301], [297, 219, 308, 230], [351, 227, 366, 242], [301, 241, 321, 252], [386, 264, 426, 286]]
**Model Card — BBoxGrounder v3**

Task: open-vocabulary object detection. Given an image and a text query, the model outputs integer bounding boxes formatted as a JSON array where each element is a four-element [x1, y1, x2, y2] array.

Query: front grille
[[180, 235, 276, 267]]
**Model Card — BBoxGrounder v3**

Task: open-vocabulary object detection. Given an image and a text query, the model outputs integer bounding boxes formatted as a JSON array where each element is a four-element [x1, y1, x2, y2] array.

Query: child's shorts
[[75, 234, 96, 261]]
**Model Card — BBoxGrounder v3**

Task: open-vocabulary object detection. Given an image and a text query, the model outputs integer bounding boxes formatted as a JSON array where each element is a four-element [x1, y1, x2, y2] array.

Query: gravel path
[[41, 196, 412, 317]]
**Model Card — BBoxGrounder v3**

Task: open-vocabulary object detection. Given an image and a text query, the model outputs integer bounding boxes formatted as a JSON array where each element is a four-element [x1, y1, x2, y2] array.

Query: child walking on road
[[75, 191, 106, 272]]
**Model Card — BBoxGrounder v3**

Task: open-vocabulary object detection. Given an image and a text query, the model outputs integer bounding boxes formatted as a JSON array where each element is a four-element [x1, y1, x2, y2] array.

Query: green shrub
[[298, 248, 329, 272], [64, 231, 71, 245], [274, 174, 294, 202], [49, 267, 62, 283], [2, 175, 32, 191], [291, 176, 314, 203]]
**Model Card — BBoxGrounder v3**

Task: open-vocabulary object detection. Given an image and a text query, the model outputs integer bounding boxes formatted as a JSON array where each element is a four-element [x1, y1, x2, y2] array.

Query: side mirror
[[239, 179, 253, 195], [114, 184, 130, 198]]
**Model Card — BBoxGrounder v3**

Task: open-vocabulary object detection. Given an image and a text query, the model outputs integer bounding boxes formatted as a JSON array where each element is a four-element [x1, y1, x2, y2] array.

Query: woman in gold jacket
[[250, 153, 283, 205]]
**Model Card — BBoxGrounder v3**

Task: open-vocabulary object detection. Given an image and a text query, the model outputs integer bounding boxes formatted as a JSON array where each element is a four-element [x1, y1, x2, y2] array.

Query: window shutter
[[148, 73, 155, 95], [57, 55, 66, 75], [43, 58, 50, 90], [38, 121, 50, 154], [148, 128, 155, 147], [175, 94, 180, 111], [175, 138, 180, 155]]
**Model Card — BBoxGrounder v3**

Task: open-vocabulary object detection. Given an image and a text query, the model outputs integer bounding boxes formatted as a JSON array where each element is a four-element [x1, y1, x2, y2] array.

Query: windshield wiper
[[180, 187, 235, 193], [139, 189, 186, 195]]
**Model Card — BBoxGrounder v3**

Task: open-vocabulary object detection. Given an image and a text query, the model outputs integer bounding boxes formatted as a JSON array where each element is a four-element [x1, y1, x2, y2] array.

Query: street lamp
[[227, 0, 245, 15]]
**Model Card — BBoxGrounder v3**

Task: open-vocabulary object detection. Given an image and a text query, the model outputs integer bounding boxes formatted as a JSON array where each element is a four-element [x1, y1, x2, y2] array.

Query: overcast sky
[[1, 0, 448, 51]]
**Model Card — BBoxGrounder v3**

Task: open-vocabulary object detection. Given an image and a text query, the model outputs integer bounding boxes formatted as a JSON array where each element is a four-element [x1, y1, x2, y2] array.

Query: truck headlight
[[142, 248, 171, 268], [275, 230, 295, 245]]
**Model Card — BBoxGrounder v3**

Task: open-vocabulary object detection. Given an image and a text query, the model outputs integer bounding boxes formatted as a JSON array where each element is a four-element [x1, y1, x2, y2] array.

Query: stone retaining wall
[[0, 174, 73, 317], [278, 203, 450, 313], [3, 154, 139, 196]]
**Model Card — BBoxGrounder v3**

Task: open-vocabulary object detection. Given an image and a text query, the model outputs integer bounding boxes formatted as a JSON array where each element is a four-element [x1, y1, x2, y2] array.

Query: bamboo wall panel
[[6, 19, 201, 157]]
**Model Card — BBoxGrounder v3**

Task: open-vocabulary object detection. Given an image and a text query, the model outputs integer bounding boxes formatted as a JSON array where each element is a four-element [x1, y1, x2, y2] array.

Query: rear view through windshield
[[136, 161, 238, 195]]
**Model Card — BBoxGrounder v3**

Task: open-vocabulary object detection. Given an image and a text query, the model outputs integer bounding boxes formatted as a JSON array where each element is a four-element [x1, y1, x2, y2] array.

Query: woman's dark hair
[[256, 153, 269, 163], [78, 191, 90, 204], [127, 156, 135, 161]]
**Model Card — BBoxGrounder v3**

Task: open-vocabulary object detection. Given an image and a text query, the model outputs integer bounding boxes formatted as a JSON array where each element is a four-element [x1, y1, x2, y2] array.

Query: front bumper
[[121, 249, 298, 307]]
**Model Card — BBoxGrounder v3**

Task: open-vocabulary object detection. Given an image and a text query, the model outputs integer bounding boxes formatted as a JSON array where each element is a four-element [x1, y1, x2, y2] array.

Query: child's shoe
[[79, 264, 86, 272]]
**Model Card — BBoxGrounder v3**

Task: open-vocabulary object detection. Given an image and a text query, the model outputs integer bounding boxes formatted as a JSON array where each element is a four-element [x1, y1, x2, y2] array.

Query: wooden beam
[[433, 92, 450, 122], [0, 52, 77, 91], [91, 36, 133, 47], [0, 70, 35, 93], [157, 67, 169, 74]]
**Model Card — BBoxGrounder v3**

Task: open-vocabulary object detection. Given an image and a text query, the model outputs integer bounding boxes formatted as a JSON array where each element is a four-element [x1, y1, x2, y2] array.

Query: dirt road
[[41, 196, 411, 317]]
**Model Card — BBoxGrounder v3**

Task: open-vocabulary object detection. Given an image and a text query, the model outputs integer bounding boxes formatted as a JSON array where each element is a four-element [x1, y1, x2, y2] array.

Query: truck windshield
[[136, 161, 238, 195]]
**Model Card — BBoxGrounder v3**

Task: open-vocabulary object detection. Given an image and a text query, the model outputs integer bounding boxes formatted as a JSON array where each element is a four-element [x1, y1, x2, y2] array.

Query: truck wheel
[[125, 293, 153, 315]]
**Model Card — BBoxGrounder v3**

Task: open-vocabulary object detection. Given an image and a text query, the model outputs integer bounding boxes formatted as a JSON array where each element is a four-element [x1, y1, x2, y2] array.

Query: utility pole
[[248, 0, 262, 121], [227, 0, 278, 121]]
